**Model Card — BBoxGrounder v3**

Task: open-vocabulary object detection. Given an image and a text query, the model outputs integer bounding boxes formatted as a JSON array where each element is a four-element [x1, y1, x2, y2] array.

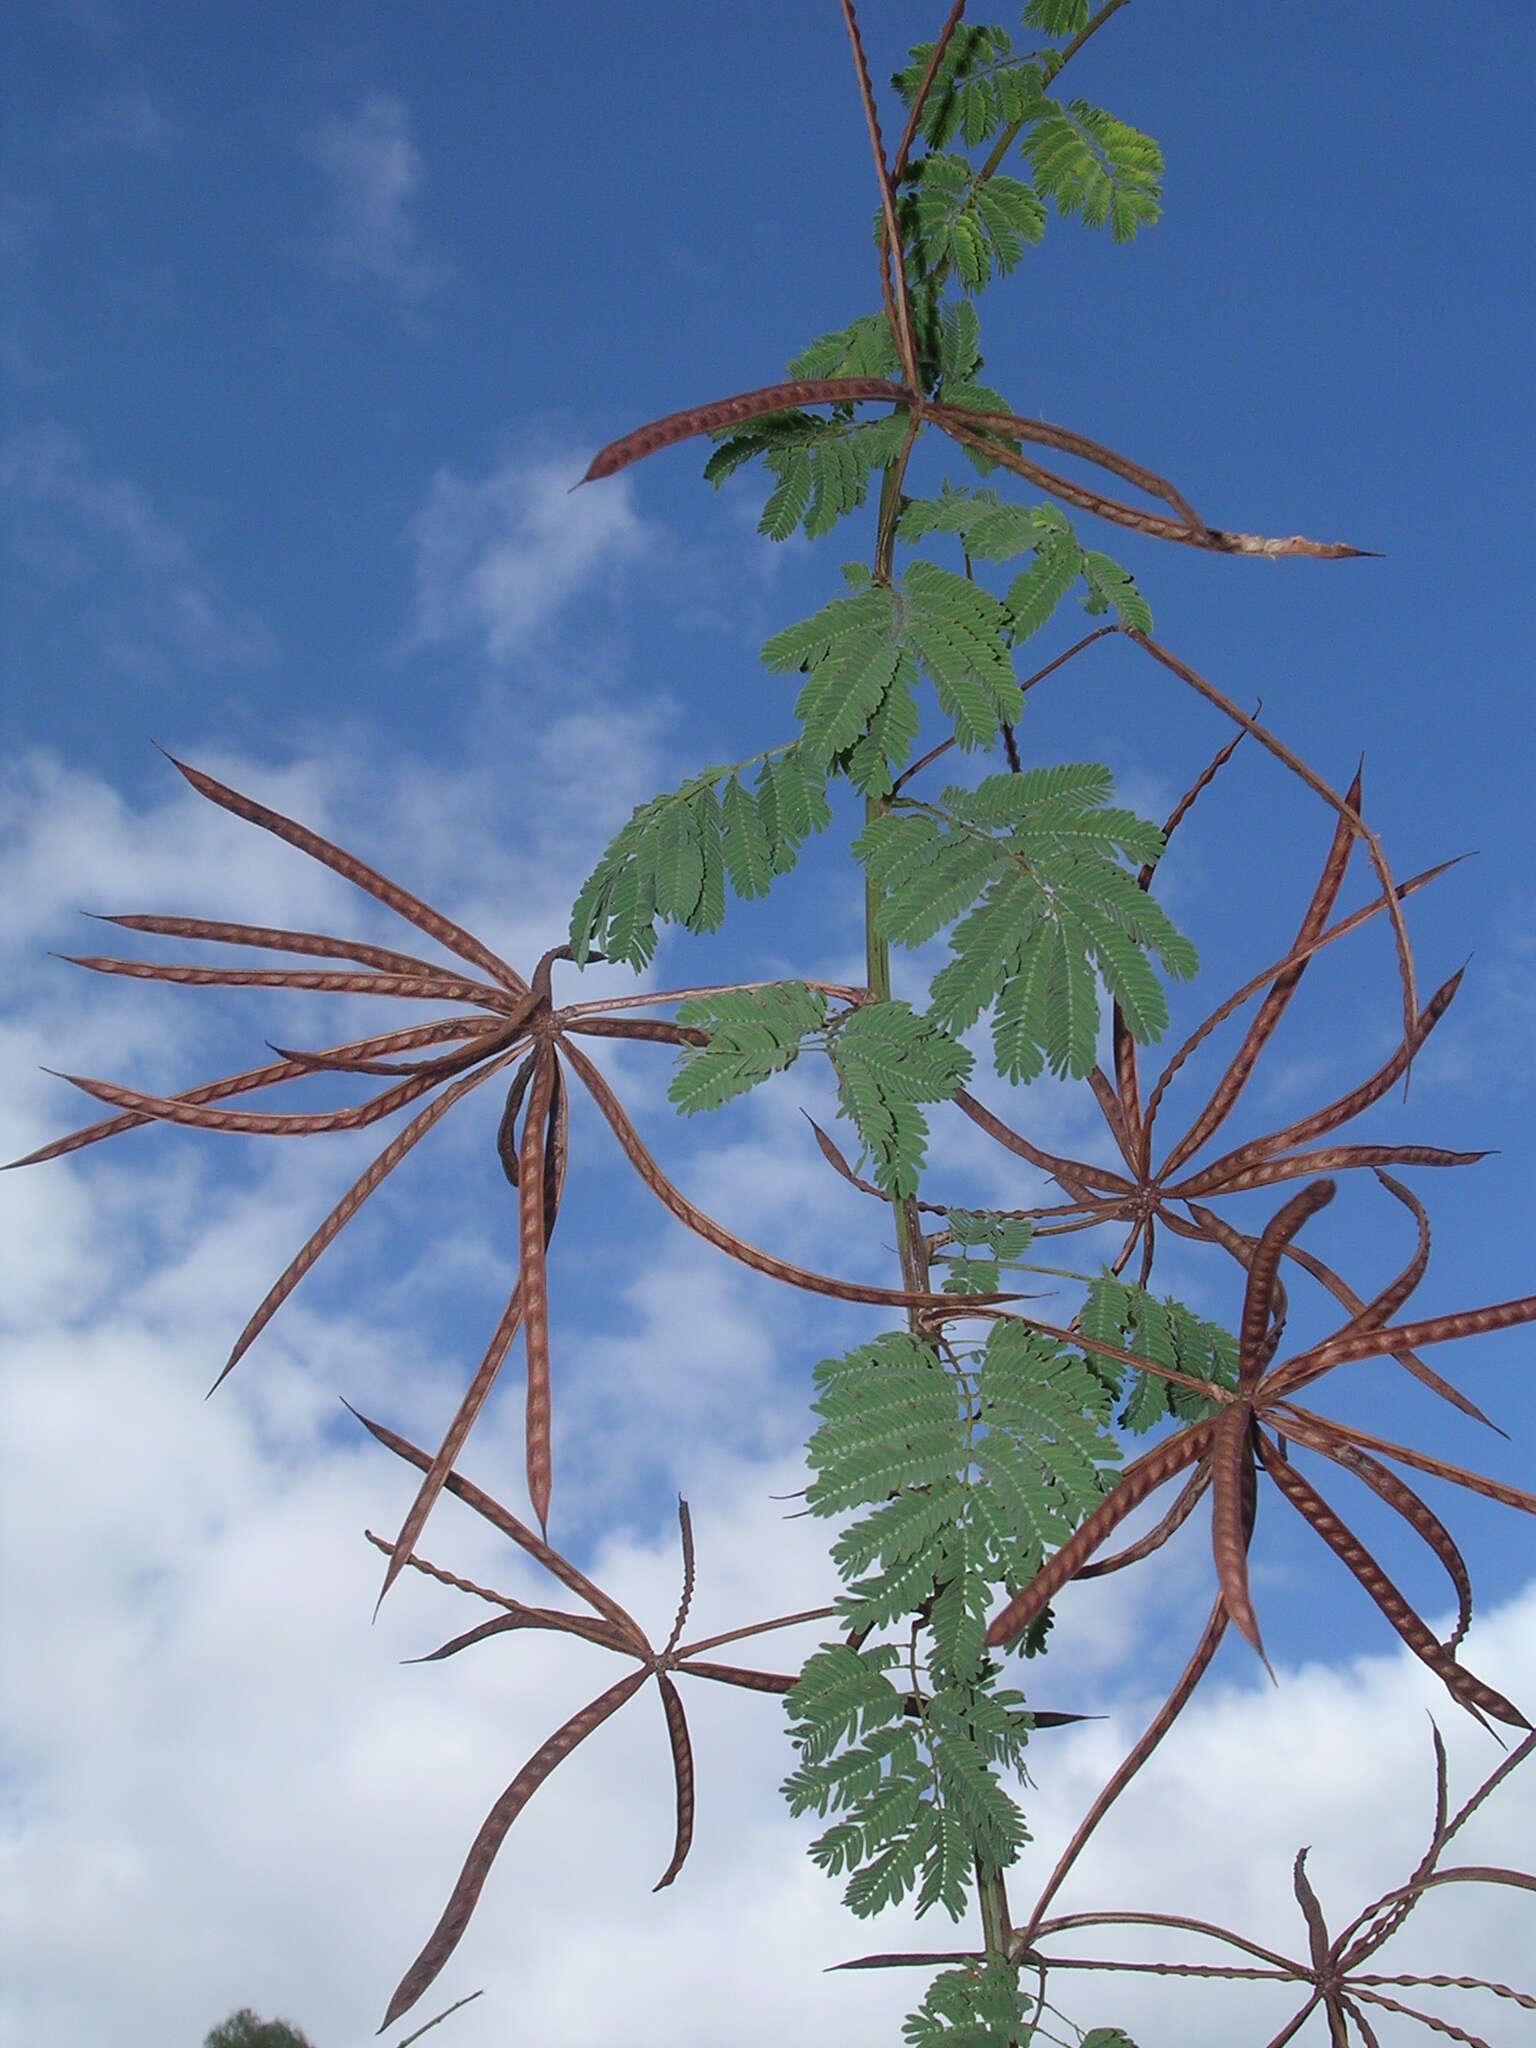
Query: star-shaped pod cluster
[[13, 755, 990, 1582]]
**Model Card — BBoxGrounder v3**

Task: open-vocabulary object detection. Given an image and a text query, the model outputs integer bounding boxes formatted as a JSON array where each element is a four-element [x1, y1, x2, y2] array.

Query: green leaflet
[[789, 312, 906, 383], [937, 300, 982, 387], [900, 484, 1048, 564], [856, 768, 1196, 1082], [783, 1642, 907, 1766], [899, 152, 1046, 293], [761, 562, 1021, 796], [1081, 547, 1155, 632], [702, 315, 911, 544], [762, 585, 906, 782], [705, 405, 912, 545], [903, 1959, 1045, 2047], [569, 746, 830, 967], [899, 489, 1153, 642], [1080, 1272, 1239, 1433], [669, 982, 828, 1114], [926, 301, 1020, 477], [825, 1000, 974, 1197], [892, 27, 1044, 155], [903, 559, 1023, 743], [1008, 510, 1090, 642], [939, 1207, 1036, 1298], [1024, 0, 1091, 34], [1020, 97, 1165, 243], [946, 1210, 1037, 1259]]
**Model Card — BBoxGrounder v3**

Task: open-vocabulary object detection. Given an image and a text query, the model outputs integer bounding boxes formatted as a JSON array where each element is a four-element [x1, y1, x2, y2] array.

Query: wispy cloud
[[303, 93, 448, 303], [57, 86, 180, 161], [1, 426, 276, 679], [403, 445, 651, 658]]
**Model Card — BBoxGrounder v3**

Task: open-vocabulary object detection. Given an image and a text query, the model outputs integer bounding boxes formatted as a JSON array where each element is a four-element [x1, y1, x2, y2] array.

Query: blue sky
[[3, 5, 1533, 2044]]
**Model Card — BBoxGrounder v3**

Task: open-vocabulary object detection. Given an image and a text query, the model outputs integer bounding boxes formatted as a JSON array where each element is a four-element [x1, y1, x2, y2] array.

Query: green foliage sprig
[[783, 1321, 1122, 1921]]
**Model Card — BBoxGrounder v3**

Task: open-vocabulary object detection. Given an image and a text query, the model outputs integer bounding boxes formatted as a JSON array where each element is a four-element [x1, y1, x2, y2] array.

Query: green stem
[[1052, 0, 1137, 81], [968, 0, 1138, 221], [866, 429, 1021, 2034], [977, 1857, 1014, 1963], [863, 788, 930, 1303]]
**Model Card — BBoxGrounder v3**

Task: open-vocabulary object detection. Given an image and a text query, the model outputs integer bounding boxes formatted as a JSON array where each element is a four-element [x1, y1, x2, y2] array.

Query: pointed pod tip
[[204, 1352, 240, 1400], [373, 1547, 409, 1622]]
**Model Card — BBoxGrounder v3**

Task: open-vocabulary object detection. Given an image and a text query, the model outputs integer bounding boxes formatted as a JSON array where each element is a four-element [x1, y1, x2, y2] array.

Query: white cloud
[[403, 446, 652, 659], [0, 427, 276, 677], [3, 746, 1532, 2048], [304, 94, 448, 302]]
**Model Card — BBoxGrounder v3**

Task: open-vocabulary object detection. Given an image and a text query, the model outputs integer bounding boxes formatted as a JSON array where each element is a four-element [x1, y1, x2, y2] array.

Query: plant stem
[[1053, 0, 1137, 80], [866, 433, 1021, 2034], [977, 1856, 1014, 1961]]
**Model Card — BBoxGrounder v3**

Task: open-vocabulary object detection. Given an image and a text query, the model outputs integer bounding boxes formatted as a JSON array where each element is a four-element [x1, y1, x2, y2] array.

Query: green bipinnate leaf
[[903, 1960, 1045, 2046], [1021, 97, 1164, 243], [762, 585, 912, 792], [1024, 0, 1090, 31], [857, 766, 1195, 1082], [939, 1208, 1036, 1297], [570, 747, 831, 967], [761, 554, 1029, 797], [826, 1000, 973, 1196], [893, 26, 1044, 154], [703, 315, 911, 544], [1007, 504, 1092, 642], [899, 484, 1046, 565], [900, 152, 1046, 293], [1081, 1273, 1239, 1432], [1081, 547, 1155, 632], [899, 492, 1152, 647], [903, 559, 1022, 745], [669, 982, 828, 1114]]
